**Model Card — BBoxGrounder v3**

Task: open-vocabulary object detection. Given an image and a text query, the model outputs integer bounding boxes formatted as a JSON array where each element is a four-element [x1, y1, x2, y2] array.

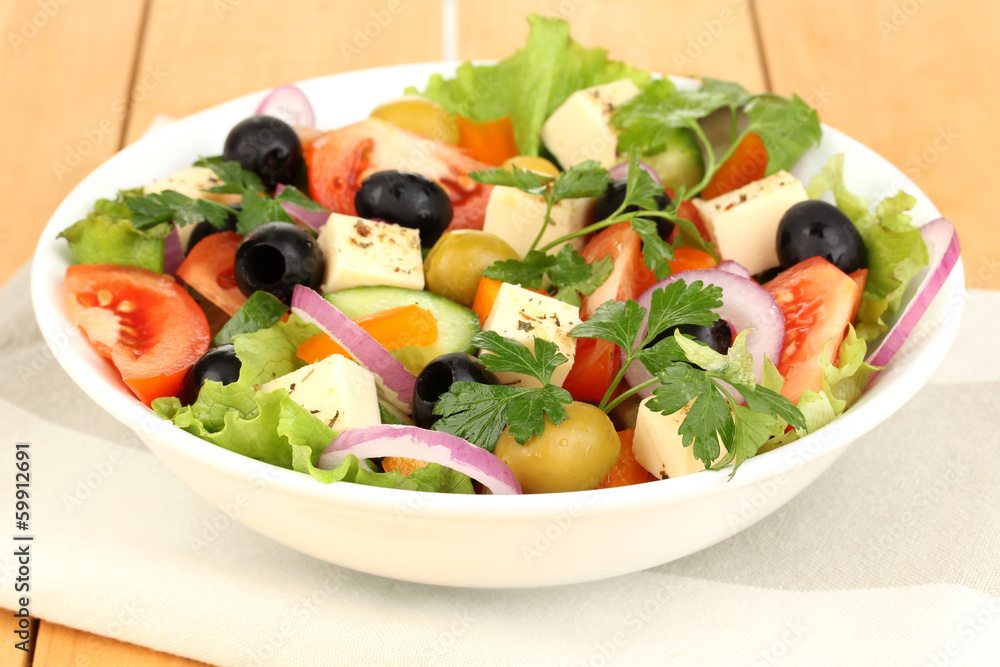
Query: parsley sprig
[[571, 279, 806, 477], [431, 331, 573, 451], [127, 157, 325, 235]]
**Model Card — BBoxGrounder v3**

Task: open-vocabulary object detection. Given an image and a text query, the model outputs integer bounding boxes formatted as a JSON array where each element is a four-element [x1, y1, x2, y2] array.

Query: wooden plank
[[0, 609, 32, 667], [32, 620, 209, 667], [455, 0, 768, 91], [122, 0, 442, 145], [755, 0, 999, 288], [0, 0, 147, 287]]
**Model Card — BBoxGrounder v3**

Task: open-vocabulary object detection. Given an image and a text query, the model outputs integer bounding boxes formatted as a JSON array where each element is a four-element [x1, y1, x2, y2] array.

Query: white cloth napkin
[[1, 264, 998, 666]]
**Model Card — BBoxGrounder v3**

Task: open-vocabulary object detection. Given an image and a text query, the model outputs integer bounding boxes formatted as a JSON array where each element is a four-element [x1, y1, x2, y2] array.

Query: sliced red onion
[[162, 223, 184, 276], [623, 269, 785, 398], [291, 285, 415, 413], [275, 184, 330, 232], [610, 159, 662, 185], [318, 424, 522, 495], [255, 84, 315, 127], [867, 218, 961, 374], [716, 260, 751, 279]]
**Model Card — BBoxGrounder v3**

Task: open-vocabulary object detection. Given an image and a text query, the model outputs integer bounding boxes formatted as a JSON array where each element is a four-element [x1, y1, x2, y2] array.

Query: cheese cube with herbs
[[482, 187, 592, 258], [481, 283, 581, 388], [316, 213, 424, 293], [691, 171, 809, 276], [633, 397, 729, 479], [539, 78, 641, 169], [261, 354, 379, 432]]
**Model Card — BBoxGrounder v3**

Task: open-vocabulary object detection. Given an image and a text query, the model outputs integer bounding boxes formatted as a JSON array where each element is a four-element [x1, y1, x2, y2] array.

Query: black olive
[[646, 319, 733, 355], [777, 200, 868, 273], [233, 222, 324, 305], [754, 266, 783, 284], [592, 178, 673, 239], [412, 353, 499, 429], [355, 171, 453, 248], [223, 116, 303, 191], [185, 205, 239, 254], [181, 344, 242, 405]]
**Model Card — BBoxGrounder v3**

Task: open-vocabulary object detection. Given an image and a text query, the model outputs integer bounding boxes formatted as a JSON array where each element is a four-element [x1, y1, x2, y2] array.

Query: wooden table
[[1, 1, 995, 664]]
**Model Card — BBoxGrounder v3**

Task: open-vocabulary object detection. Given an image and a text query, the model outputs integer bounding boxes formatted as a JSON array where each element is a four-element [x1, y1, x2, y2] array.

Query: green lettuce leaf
[[807, 154, 929, 340], [410, 14, 649, 155], [58, 188, 169, 272], [291, 449, 474, 494]]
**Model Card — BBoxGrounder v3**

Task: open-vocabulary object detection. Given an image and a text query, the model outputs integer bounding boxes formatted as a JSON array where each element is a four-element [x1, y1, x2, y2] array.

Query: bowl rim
[[30, 61, 966, 520]]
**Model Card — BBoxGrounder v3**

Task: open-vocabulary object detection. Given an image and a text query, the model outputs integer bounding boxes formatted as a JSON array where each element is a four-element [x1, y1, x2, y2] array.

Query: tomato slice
[[763, 257, 863, 404], [177, 231, 245, 316], [65, 264, 210, 406], [701, 132, 768, 200], [307, 118, 494, 232], [666, 188, 713, 244], [562, 338, 621, 404], [579, 222, 658, 320]]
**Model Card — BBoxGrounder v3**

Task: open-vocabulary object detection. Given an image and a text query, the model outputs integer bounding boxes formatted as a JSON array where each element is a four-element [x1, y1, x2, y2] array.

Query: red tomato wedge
[[763, 257, 863, 404], [562, 338, 620, 404], [307, 117, 494, 232], [65, 264, 210, 406], [701, 132, 768, 200], [176, 231, 245, 316], [579, 222, 658, 320]]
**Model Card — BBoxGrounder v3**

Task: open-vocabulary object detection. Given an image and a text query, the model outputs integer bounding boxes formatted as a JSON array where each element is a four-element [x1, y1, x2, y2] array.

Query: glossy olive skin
[[233, 221, 324, 305], [369, 96, 460, 145], [494, 402, 621, 494], [223, 115, 303, 191], [185, 205, 239, 254], [500, 155, 560, 177], [355, 171, 453, 248], [592, 178, 673, 239], [181, 344, 241, 405], [647, 319, 733, 355], [423, 230, 520, 307], [412, 353, 500, 428], [777, 200, 868, 273]]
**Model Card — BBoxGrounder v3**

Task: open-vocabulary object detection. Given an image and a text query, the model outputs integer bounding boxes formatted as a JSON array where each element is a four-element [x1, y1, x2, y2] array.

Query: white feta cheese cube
[[540, 79, 640, 169], [261, 354, 380, 432], [633, 397, 728, 479], [481, 283, 581, 388], [482, 187, 592, 258], [316, 213, 424, 293], [691, 171, 808, 276]]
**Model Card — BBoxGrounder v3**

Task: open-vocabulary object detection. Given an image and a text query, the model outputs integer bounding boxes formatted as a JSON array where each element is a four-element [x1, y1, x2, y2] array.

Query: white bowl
[[31, 63, 964, 588]]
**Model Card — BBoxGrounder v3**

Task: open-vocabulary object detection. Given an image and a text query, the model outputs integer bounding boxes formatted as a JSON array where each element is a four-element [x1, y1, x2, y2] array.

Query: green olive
[[494, 402, 621, 494], [370, 96, 460, 145], [423, 230, 519, 308]]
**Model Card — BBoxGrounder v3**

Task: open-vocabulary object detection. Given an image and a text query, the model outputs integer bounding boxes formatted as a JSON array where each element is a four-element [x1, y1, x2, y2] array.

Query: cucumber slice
[[642, 127, 705, 190], [325, 286, 480, 374]]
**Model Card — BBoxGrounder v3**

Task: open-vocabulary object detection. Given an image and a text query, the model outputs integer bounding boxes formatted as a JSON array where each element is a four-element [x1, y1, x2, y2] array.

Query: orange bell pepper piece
[[599, 429, 656, 488], [701, 132, 768, 200], [296, 304, 438, 364], [456, 115, 519, 166]]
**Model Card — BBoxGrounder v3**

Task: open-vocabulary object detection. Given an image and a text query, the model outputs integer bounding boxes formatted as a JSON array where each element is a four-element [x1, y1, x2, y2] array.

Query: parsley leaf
[[475, 331, 566, 384], [128, 190, 233, 230], [195, 156, 265, 194], [714, 404, 783, 476], [482, 246, 613, 306], [644, 280, 722, 339], [571, 299, 647, 352], [743, 94, 822, 175], [677, 385, 734, 468], [430, 333, 573, 449], [470, 164, 553, 195], [550, 161, 612, 200], [236, 191, 294, 234]]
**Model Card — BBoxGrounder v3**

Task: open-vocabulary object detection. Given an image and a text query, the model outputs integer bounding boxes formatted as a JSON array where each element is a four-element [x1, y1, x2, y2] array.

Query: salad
[[57, 15, 958, 496]]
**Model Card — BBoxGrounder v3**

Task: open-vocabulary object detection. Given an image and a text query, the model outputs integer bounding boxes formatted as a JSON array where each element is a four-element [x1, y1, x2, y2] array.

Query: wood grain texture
[[32, 620, 208, 667], [0, 610, 31, 667], [756, 0, 999, 288], [121, 0, 442, 145], [455, 0, 767, 91], [0, 0, 147, 287]]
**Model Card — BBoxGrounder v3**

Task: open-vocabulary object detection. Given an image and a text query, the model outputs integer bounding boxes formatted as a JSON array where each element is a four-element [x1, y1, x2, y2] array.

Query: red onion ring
[[255, 84, 315, 127]]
